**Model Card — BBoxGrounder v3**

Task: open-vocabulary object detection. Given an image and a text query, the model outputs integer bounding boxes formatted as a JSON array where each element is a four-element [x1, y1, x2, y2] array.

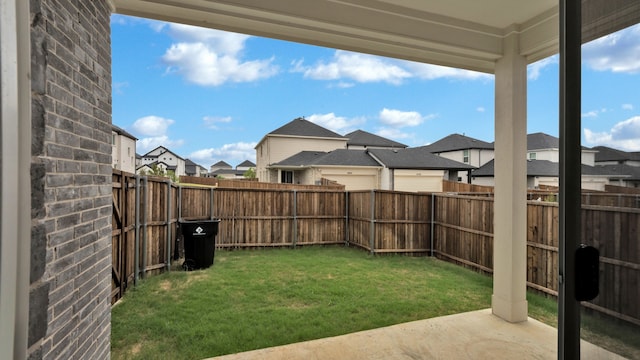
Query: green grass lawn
[[111, 246, 639, 360]]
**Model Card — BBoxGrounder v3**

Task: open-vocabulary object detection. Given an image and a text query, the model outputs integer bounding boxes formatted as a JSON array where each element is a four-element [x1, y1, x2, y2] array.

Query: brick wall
[[29, 1, 113, 359]]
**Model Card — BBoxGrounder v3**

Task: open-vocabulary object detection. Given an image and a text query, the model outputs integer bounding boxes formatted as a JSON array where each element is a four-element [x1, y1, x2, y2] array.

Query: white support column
[[1, 0, 32, 358], [492, 32, 528, 323]]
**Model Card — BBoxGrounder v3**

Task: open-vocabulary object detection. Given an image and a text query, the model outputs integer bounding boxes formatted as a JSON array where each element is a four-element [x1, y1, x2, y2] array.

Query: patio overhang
[[107, 0, 639, 358], [115, 0, 640, 72]]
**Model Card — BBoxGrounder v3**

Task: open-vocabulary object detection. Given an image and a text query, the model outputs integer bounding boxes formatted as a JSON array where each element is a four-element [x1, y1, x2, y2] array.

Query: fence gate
[[112, 171, 136, 304]]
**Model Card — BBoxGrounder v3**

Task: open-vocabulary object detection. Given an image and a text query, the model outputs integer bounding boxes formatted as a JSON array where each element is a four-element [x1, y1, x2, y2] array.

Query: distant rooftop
[[345, 130, 407, 148], [593, 146, 640, 162], [473, 159, 624, 178], [368, 148, 474, 170], [268, 118, 346, 139], [420, 134, 494, 153]]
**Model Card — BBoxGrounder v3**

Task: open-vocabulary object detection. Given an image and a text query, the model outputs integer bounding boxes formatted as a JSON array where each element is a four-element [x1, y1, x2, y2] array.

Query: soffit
[[114, 0, 640, 73]]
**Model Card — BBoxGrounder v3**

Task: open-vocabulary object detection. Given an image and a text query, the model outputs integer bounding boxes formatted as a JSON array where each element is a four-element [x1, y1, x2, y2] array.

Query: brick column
[[29, 1, 113, 358]]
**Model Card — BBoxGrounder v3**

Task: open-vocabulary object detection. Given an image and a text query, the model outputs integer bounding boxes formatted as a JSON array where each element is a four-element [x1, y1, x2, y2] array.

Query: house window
[[281, 170, 293, 184], [127, 147, 130, 156], [112, 134, 116, 145], [463, 149, 469, 164], [529, 152, 537, 160]]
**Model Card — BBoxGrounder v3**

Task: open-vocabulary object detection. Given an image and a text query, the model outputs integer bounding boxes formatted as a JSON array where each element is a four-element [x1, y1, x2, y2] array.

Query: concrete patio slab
[[208, 309, 625, 360]]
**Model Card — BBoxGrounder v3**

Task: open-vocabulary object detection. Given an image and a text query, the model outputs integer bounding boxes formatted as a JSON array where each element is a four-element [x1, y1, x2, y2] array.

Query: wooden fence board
[[113, 171, 640, 325]]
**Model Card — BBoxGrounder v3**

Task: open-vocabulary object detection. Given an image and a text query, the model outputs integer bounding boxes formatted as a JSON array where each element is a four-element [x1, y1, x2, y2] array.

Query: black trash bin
[[179, 219, 220, 270]]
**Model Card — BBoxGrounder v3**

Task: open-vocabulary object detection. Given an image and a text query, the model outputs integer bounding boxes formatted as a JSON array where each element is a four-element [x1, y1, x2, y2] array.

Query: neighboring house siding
[[112, 131, 136, 173], [582, 152, 596, 166], [393, 169, 444, 192], [320, 167, 380, 190], [528, 149, 559, 162], [139, 147, 186, 176], [437, 149, 494, 168], [438, 149, 493, 182], [269, 137, 347, 164], [257, 136, 347, 182]]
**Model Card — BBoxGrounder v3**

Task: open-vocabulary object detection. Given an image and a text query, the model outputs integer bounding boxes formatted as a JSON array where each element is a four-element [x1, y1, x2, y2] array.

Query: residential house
[[345, 129, 408, 150], [210, 160, 232, 173], [593, 146, 640, 188], [255, 118, 348, 182], [593, 146, 640, 167], [111, 125, 137, 173], [367, 148, 474, 192], [271, 149, 382, 190], [209, 160, 256, 179], [236, 160, 256, 171], [471, 159, 624, 190], [526, 132, 597, 166], [420, 134, 494, 183], [137, 146, 186, 176], [185, 159, 207, 177], [270, 148, 472, 191]]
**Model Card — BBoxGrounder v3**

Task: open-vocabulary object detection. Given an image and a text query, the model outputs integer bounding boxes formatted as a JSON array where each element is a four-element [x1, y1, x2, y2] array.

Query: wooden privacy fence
[[348, 190, 432, 254], [112, 171, 640, 326]]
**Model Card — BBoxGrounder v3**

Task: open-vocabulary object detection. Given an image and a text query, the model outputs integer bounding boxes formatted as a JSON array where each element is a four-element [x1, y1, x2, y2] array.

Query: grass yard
[[111, 246, 639, 360]]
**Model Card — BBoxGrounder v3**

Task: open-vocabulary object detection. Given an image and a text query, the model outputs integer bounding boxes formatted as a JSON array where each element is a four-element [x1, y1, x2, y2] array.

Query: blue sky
[[111, 15, 640, 169]]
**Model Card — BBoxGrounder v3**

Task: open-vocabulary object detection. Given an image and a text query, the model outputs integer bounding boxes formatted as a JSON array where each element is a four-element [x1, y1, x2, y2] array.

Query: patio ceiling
[[115, 0, 640, 73]]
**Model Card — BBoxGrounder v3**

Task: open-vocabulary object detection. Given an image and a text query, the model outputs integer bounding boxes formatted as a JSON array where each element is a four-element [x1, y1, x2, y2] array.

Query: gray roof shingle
[[345, 130, 407, 148], [112, 124, 138, 140], [597, 164, 640, 180], [273, 150, 380, 167], [419, 133, 494, 153], [527, 133, 559, 150], [211, 160, 232, 168], [593, 146, 640, 162], [473, 159, 626, 177], [237, 160, 256, 168], [368, 148, 474, 170], [269, 118, 345, 139]]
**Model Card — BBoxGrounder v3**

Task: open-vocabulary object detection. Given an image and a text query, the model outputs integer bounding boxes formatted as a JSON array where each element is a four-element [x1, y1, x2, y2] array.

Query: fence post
[[210, 187, 215, 220], [370, 190, 375, 254], [175, 185, 182, 261], [134, 175, 140, 286], [293, 190, 298, 248], [178, 185, 182, 221], [345, 191, 349, 247], [166, 180, 172, 272], [430, 193, 435, 257], [142, 176, 148, 279]]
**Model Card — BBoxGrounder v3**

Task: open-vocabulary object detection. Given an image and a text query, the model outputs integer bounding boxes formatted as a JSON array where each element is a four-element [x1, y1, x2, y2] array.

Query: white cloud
[[583, 23, 640, 73], [203, 116, 232, 130], [167, 24, 249, 55], [622, 104, 634, 110], [131, 115, 175, 137], [293, 50, 492, 85], [161, 24, 278, 86], [477, 107, 486, 113], [307, 113, 365, 134], [584, 116, 640, 151], [581, 108, 609, 118], [137, 136, 185, 154], [379, 108, 433, 127], [294, 51, 411, 85], [131, 115, 184, 153], [376, 127, 413, 140], [528, 56, 558, 80], [404, 62, 491, 81], [189, 142, 257, 167]]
